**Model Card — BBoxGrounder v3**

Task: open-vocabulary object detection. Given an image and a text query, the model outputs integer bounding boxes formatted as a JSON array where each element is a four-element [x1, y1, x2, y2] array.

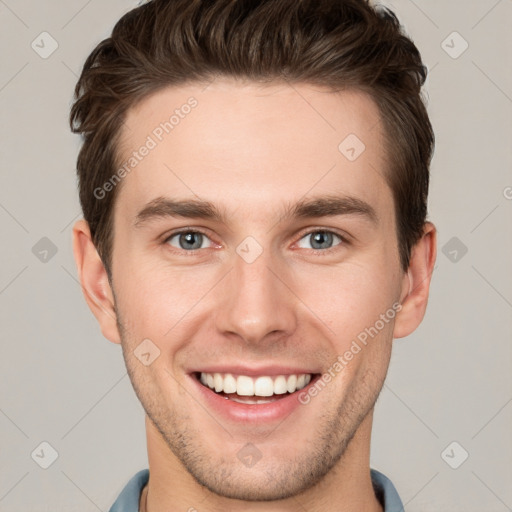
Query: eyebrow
[[134, 194, 378, 228]]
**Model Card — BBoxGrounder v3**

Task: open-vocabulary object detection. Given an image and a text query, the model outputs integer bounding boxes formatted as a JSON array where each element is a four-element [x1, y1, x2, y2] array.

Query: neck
[[142, 413, 382, 512]]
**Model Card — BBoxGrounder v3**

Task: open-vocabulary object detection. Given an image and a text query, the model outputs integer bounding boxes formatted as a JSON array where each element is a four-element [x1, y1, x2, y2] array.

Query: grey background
[[0, 0, 511, 510]]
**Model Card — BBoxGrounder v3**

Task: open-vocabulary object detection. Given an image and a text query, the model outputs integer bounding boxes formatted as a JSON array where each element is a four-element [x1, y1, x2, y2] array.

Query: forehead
[[115, 79, 391, 224]]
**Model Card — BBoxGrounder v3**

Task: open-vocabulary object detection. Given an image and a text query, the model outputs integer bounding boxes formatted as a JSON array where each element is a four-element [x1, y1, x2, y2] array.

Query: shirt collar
[[109, 468, 404, 511]]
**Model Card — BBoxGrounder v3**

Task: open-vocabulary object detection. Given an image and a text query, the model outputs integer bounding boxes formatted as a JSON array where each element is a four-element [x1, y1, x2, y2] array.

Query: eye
[[296, 230, 344, 250], [165, 230, 213, 251]]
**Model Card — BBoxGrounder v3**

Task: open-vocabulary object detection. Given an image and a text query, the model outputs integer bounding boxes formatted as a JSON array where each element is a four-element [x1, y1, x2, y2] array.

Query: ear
[[72, 219, 121, 344], [393, 222, 437, 339]]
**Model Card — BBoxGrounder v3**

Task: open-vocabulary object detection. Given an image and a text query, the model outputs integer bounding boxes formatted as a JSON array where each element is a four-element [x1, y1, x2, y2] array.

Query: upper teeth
[[200, 372, 312, 396]]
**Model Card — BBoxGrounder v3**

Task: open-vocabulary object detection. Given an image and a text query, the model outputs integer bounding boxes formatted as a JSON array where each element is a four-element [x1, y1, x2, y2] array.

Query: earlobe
[[393, 222, 437, 339], [72, 219, 121, 344]]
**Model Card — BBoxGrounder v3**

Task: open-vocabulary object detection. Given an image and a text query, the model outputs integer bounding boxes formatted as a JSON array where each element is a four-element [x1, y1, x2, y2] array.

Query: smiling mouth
[[194, 371, 318, 404]]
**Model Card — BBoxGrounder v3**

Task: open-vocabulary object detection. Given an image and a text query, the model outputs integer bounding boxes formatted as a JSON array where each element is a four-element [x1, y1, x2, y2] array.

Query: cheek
[[294, 260, 399, 342], [114, 257, 219, 340]]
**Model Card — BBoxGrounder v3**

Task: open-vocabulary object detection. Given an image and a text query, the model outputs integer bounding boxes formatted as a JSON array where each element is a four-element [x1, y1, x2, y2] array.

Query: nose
[[214, 248, 298, 347]]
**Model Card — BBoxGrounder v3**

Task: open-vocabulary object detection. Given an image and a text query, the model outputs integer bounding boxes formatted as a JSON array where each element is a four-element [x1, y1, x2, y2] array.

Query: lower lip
[[190, 374, 319, 423]]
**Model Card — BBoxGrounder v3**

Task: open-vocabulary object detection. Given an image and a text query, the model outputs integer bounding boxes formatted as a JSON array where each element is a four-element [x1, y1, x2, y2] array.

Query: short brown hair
[[70, 0, 434, 277]]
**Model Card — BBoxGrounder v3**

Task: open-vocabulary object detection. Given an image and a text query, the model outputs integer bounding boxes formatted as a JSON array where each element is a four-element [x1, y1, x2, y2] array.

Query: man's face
[[110, 80, 406, 500]]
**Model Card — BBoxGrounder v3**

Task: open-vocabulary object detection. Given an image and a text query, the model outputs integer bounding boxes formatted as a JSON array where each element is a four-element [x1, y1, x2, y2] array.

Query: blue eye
[[297, 231, 343, 250], [166, 231, 211, 250]]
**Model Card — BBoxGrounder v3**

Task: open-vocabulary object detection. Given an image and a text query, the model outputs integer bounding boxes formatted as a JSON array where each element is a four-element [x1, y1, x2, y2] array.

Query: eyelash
[[162, 227, 350, 255]]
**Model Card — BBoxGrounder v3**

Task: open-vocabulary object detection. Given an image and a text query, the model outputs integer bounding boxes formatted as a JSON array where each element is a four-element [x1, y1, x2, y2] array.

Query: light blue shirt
[[109, 468, 404, 511]]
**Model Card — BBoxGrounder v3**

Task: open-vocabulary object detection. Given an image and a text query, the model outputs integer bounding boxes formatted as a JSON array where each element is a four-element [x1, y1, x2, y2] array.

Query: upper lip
[[190, 365, 320, 377]]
